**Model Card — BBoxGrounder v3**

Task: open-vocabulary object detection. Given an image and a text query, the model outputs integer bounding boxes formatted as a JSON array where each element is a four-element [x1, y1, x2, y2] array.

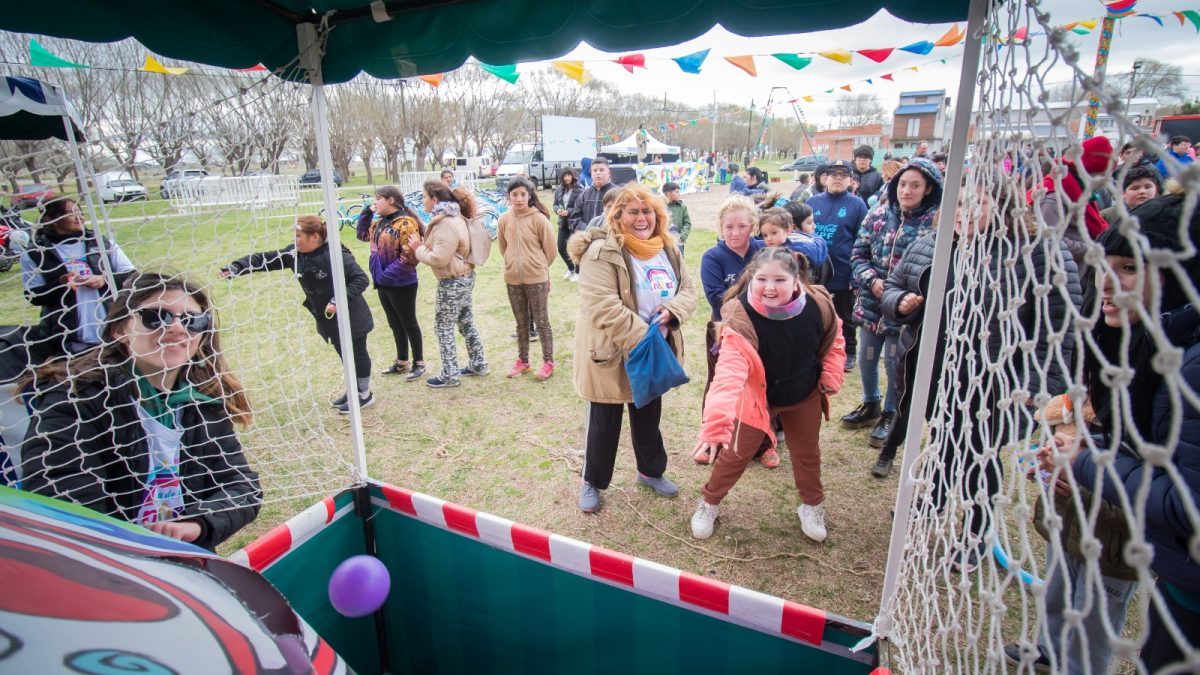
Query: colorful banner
[[633, 162, 712, 195]]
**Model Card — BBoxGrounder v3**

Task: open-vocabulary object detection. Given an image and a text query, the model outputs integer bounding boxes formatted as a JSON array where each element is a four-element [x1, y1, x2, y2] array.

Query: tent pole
[[298, 23, 370, 482], [872, 0, 988, 644], [61, 114, 118, 293]]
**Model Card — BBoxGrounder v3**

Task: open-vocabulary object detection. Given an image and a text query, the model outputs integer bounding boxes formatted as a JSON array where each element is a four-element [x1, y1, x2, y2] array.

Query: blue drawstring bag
[[625, 318, 689, 409]]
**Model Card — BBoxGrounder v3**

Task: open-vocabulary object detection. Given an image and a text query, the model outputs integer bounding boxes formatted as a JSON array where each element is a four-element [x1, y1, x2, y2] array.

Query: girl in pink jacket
[[690, 247, 846, 543]]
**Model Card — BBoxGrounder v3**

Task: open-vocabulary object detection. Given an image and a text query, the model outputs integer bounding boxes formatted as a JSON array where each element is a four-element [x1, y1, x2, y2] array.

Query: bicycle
[[318, 193, 371, 230]]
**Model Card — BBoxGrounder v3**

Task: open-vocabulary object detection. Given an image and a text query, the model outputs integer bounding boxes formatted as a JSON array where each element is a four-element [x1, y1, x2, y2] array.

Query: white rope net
[[878, 2, 1198, 673], [0, 50, 360, 544]]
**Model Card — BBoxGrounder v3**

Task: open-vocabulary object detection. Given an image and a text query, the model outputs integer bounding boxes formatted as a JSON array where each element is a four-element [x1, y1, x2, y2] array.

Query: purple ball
[[328, 555, 391, 618]]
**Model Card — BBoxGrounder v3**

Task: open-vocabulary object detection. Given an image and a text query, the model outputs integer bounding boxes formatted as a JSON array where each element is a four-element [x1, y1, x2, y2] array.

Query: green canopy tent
[[0, 2, 988, 671]]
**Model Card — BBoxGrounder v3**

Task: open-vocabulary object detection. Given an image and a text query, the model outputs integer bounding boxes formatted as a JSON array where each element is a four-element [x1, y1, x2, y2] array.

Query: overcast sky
[[519, 0, 1199, 126]]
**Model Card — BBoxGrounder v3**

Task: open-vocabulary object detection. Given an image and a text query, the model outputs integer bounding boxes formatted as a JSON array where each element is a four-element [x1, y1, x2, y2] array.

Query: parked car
[[781, 155, 827, 172], [10, 184, 56, 211], [298, 169, 344, 187], [241, 169, 276, 177], [160, 169, 210, 199], [96, 171, 148, 203]]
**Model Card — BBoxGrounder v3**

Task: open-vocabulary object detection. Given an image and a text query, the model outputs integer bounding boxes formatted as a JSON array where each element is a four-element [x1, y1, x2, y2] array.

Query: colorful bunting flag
[[865, 78, 873, 85], [1078, 19, 1098, 29], [1105, 0, 1138, 18], [772, 54, 813, 70], [1062, 21, 1079, 30], [899, 41, 934, 55], [1012, 26, 1029, 42], [142, 55, 188, 75], [615, 54, 646, 73], [672, 49, 709, 74], [818, 50, 854, 65], [908, 66, 920, 72], [480, 63, 520, 84], [418, 73, 444, 87], [802, 95, 814, 102], [233, 64, 268, 72], [840, 84, 852, 92], [881, 73, 894, 81], [552, 60, 592, 83], [724, 55, 757, 77], [934, 23, 965, 47], [857, 48, 894, 63], [29, 39, 88, 68], [1137, 13, 1164, 27], [1183, 9, 1200, 30]]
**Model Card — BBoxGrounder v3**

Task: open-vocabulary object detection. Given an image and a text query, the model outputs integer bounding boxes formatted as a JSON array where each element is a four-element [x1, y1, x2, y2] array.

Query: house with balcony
[[891, 90, 951, 156]]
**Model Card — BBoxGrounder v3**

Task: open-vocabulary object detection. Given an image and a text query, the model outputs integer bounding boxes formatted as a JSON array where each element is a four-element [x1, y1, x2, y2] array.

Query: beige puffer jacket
[[415, 213, 472, 279], [568, 228, 697, 404]]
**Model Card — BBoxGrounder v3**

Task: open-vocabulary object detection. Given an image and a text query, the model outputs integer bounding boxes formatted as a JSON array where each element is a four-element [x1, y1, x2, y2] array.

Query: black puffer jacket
[[882, 229, 1083, 398], [225, 242, 373, 341], [21, 366, 262, 550], [553, 184, 583, 230]]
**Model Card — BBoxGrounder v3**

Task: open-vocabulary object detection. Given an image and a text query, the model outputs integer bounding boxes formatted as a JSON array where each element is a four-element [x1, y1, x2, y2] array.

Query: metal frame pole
[[298, 23, 370, 481], [62, 115, 118, 293], [873, 0, 989, 642]]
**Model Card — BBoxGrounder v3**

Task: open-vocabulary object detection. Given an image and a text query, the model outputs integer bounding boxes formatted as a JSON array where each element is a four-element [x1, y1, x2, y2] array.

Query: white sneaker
[[563, 269, 572, 280], [691, 500, 719, 539], [798, 504, 827, 543], [570, 272, 580, 282]]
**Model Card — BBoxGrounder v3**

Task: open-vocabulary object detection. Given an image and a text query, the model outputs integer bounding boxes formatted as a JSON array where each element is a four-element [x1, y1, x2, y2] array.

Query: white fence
[[167, 176, 300, 212], [390, 171, 480, 195]]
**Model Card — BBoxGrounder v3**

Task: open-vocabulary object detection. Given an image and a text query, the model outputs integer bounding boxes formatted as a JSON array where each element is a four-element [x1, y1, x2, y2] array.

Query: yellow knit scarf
[[623, 233, 665, 260]]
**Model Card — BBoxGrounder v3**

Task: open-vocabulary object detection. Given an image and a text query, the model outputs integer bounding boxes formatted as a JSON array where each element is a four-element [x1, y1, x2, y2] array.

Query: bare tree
[[834, 94, 886, 128], [1108, 59, 1187, 102]]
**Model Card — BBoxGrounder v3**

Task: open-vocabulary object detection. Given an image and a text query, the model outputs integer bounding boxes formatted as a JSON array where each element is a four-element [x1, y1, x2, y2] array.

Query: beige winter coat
[[497, 209, 557, 285], [568, 228, 697, 404], [414, 213, 472, 279]]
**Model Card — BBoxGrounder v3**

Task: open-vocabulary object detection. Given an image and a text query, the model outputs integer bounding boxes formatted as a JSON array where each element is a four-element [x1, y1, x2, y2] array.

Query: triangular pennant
[[29, 39, 88, 68], [1071, 26, 1092, 34], [1106, 0, 1138, 17], [551, 60, 592, 84], [1062, 21, 1079, 30], [1078, 19, 1098, 29], [615, 54, 646, 73], [142, 55, 189, 75], [898, 41, 934, 55], [933, 23, 964, 47], [865, 78, 873, 85], [940, 59, 947, 65], [881, 73, 894, 81], [724, 55, 757, 77], [908, 66, 920, 72], [772, 54, 813, 71], [480, 63, 520, 84], [818, 50, 853, 66], [233, 64, 268, 72], [1136, 13, 1164, 27], [418, 73, 444, 87], [1183, 9, 1200, 31], [802, 95, 814, 102], [856, 48, 894, 63], [1012, 27, 1029, 42], [824, 88, 834, 94], [840, 84, 852, 92], [672, 49, 709, 74], [689, 119, 698, 126]]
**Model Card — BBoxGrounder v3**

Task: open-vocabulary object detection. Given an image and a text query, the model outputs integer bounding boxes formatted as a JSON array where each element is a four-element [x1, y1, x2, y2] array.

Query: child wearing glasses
[[21, 273, 262, 550], [221, 215, 376, 413]]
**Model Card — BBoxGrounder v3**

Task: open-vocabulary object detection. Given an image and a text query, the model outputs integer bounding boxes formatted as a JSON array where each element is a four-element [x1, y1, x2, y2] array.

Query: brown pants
[[506, 282, 553, 363], [701, 388, 826, 507]]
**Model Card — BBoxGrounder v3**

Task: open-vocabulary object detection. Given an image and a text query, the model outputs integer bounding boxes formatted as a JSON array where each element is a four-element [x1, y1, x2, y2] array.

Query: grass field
[[2, 182, 901, 627]]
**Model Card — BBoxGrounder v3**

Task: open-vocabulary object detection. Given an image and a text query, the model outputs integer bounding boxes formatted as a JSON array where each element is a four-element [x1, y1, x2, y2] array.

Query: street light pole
[[1127, 60, 1143, 112]]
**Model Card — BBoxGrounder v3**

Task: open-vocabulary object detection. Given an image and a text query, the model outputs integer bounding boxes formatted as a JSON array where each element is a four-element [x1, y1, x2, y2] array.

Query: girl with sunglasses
[[221, 215, 376, 413], [21, 273, 261, 550]]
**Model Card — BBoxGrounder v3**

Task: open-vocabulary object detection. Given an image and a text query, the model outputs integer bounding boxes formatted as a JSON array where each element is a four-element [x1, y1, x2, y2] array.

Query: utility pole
[[1127, 60, 1143, 111]]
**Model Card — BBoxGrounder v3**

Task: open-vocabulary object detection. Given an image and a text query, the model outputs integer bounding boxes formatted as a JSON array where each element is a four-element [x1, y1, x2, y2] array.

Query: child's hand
[[407, 234, 422, 250], [325, 303, 337, 317], [898, 293, 924, 315], [146, 520, 202, 542], [218, 268, 232, 279], [871, 278, 884, 299], [691, 440, 724, 464]]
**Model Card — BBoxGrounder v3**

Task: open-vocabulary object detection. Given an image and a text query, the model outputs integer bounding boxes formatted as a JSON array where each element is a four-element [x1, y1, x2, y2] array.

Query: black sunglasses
[[136, 308, 212, 334]]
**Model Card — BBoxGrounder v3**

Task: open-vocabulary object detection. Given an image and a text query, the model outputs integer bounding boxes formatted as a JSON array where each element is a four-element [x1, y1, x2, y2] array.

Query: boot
[[841, 401, 881, 429], [869, 411, 896, 448], [871, 449, 896, 478]]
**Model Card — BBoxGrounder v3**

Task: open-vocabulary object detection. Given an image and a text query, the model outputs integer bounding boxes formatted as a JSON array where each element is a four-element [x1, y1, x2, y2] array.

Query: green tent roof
[[0, 0, 970, 84]]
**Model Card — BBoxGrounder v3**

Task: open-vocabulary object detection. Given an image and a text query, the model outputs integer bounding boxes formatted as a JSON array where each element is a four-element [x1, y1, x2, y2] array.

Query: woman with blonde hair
[[567, 183, 698, 513]]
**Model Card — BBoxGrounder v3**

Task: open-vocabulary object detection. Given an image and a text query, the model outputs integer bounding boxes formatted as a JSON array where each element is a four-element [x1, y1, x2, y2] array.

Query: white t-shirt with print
[[628, 250, 678, 323]]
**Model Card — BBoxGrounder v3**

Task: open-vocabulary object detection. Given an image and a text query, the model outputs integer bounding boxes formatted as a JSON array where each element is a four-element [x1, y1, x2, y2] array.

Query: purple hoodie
[[356, 208, 422, 287]]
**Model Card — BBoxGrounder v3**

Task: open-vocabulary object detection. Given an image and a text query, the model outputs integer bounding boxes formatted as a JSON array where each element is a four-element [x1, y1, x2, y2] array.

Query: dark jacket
[[224, 242, 374, 341], [699, 239, 765, 321], [554, 184, 583, 230], [1074, 305, 1200, 592], [853, 166, 884, 202], [851, 158, 943, 335], [21, 366, 261, 550], [568, 182, 616, 232], [21, 230, 136, 357], [806, 190, 869, 291]]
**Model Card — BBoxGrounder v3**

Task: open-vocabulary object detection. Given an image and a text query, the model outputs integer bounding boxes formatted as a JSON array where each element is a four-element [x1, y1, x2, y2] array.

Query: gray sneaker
[[578, 482, 601, 513], [637, 473, 678, 498], [459, 364, 489, 377]]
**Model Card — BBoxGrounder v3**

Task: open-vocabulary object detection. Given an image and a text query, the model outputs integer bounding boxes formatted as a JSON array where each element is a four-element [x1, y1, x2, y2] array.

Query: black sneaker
[[459, 364, 489, 377], [426, 376, 460, 388], [331, 392, 348, 408], [843, 354, 858, 372], [337, 392, 375, 414], [871, 455, 894, 478], [1002, 643, 1050, 673], [404, 364, 426, 382], [381, 361, 409, 376], [869, 411, 896, 448], [530, 331, 539, 342], [841, 401, 882, 429]]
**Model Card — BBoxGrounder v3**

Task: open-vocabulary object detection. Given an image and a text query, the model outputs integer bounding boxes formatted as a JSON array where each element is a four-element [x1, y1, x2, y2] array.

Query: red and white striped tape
[[229, 495, 352, 571]]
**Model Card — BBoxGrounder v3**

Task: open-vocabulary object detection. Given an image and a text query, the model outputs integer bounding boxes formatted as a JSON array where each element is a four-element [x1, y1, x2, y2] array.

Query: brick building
[[891, 90, 951, 156], [807, 124, 891, 161]]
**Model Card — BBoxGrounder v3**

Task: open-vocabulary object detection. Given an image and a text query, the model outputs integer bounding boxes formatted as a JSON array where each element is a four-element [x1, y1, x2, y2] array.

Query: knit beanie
[[1080, 135, 1115, 176], [1097, 193, 1199, 312]]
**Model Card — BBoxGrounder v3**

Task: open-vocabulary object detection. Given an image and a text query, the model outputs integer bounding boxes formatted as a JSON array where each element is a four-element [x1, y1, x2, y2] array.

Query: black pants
[[329, 333, 372, 381], [557, 227, 577, 274], [929, 384, 1003, 540], [881, 346, 922, 461], [832, 289, 858, 355], [377, 284, 423, 363], [583, 399, 668, 490], [1143, 578, 1200, 672]]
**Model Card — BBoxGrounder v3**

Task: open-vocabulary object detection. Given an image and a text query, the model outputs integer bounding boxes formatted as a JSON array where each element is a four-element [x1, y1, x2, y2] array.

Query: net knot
[[1140, 443, 1172, 468], [1123, 540, 1154, 568], [1151, 346, 1183, 375]]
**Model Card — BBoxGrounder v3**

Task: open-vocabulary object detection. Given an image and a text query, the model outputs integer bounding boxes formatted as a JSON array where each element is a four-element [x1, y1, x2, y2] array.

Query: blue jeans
[[1039, 549, 1136, 675], [858, 330, 897, 412]]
